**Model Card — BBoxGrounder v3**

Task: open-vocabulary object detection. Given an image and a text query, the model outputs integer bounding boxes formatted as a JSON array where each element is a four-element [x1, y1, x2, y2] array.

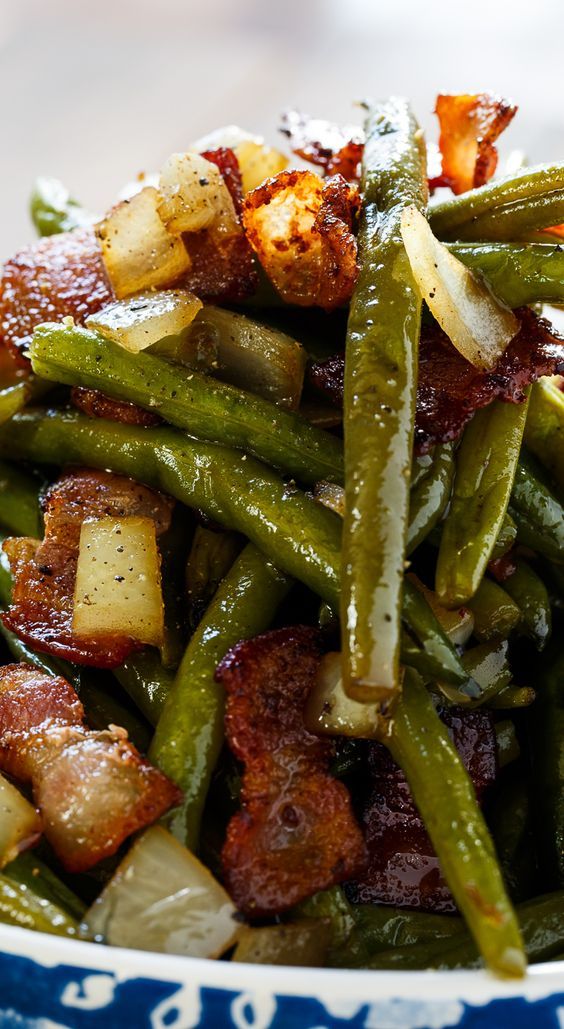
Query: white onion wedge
[[96, 187, 191, 299], [191, 126, 288, 193], [158, 152, 239, 237], [0, 774, 41, 868], [73, 516, 164, 647], [407, 574, 475, 647], [86, 290, 202, 354], [304, 652, 383, 739], [400, 205, 519, 370], [82, 825, 240, 958], [313, 481, 345, 518]]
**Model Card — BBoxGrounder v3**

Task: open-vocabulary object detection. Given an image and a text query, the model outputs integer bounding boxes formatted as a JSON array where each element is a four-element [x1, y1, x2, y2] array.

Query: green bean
[[0, 461, 43, 537], [30, 323, 344, 487], [113, 650, 174, 727], [488, 685, 536, 710], [467, 578, 521, 642], [0, 872, 80, 937], [455, 640, 513, 707], [449, 242, 564, 308], [438, 190, 564, 243], [387, 668, 524, 977], [524, 377, 564, 493], [293, 887, 356, 951], [0, 410, 342, 608], [30, 176, 91, 236], [495, 720, 520, 769], [360, 891, 564, 970], [342, 97, 427, 703], [406, 443, 454, 555], [150, 544, 292, 849], [436, 397, 530, 607], [5, 851, 86, 921], [490, 512, 517, 560], [0, 376, 50, 427], [503, 559, 552, 650], [430, 163, 564, 238], [401, 578, 475, 691], [186, 525, 243, 632], [489, 773, 535, 901], [530, 646, 564, 887], [510, 454, 564, 563]]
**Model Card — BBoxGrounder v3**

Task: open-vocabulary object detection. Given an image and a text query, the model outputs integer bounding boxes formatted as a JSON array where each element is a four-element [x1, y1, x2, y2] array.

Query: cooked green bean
[[401, 578, 475, 690], [30, 323, 344, 487], [0, 872, 80, 937], [30, 176, 91, 236], [438, 190, 564, 243], [457, 640, 513, 707], [186, 526, 243, 632], [0, 377, 50, 427], [490, 512, 517, 560], [0, 461, 43, 537], [467, 578, 521, 642], [503, 559, 552, 649], [406, 443, 454, 555], [387, 669, 524, 977], [436, 397, 530, 607], [531, 646, 564, 887], [430, 163, 564, 238], [342, 97, 427, 703], [495, 720, 520, 769], [450, 242, 564, 308], [113, 650, 175, 727], [489, 772, 535, 901], [150, 544, 292, 848], [509, 452, 564, 563], [6, 851, 86, 921], [488, 685, 536, 709], [524, 377, 564, 493]]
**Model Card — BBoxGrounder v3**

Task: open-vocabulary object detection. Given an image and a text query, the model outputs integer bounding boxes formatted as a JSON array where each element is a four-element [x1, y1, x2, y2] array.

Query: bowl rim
[[1, 922, 563, 1003]]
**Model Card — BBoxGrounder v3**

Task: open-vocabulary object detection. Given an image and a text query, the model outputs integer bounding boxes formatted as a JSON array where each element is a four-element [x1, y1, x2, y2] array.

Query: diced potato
[[0, 773, 41, 868], [158, 153, 239, 237], [73, 516, 164, 646], [96, 187, 191, 299], [82, 825, 240, 958], [86, 290, 202, 354]]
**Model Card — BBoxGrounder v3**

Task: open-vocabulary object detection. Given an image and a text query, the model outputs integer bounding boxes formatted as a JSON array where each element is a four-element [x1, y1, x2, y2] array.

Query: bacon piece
[[0, 229, 113, 366], [70, 386, 161, 427], [2, 469, 173, 667], [280, 110, 364, 181], [201, 147, 244, 215], [218, 627, 366, 916], [434, 94, 517, 196], [489, 552, 518, 583], [308, 309, 564, 452], [243, 170, 359, 310], [345, 708, 497, 912], [0, 663, 181, 871]]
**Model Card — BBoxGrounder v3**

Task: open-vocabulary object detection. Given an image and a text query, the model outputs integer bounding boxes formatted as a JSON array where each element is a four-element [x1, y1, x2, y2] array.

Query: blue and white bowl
[[0, 924, 562, 1028]]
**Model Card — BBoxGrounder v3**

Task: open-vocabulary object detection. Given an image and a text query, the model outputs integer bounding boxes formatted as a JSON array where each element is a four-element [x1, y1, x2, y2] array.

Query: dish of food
[[0, 91, 562, 1007]]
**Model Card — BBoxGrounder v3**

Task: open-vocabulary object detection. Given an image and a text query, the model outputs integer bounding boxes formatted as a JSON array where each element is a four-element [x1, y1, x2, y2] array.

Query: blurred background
[[1, 0, 562, 257]]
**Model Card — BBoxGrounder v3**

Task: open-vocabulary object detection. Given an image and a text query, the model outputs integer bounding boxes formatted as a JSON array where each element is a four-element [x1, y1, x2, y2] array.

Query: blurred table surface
[[1, 0, 562, 258]]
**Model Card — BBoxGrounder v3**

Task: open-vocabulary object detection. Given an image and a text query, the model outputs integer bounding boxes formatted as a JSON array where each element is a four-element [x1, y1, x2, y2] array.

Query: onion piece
[[158, 152, 239, 237], [313, 480, 345, 517], [400, 205, 519, 370], [73, 516, 164, 647], [407, 574, 474, 647], [0, 773, 41, 868], [304, 652, 383, 739], [86, 290, 202, 355], [233, 920, 330, 966], [177, 306, 307, 409], [96, 187, 191, 299], [82, 825, 240, 957], [191, 126, 289, 193]]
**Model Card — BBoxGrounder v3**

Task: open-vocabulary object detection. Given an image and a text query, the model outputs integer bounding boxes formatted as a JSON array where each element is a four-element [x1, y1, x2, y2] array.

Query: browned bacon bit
[[2, 469, 173, 668], [279, 110, 364, 181], [345, 708, 497, 913], [201, 147, 244, 215], [218, 627, 367, 917], [243, 170, 359, 310], [0, 663, 181, 871], [309, 309, 564, 452], [70, 386, 161, 427], [415, 308, 564, 452], [0, 229, 113, 366], [489, 552, 518, 583], [434, 93, 517, 195]]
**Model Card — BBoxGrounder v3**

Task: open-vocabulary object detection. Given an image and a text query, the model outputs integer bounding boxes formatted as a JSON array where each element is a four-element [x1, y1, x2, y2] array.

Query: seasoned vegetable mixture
[[0, 92, 562, 978]]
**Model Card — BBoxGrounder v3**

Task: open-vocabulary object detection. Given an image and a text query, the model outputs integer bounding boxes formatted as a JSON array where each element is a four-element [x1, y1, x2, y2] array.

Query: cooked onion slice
[[158, 152, 239, 237], [400, 205, 519, 370], [304, 652, 383, 739], [0, 773, 41, 867], [86, 290, 202, 354], [96, 187, 191, 299], [313, 481, 345, 517], [73, 516, 164, 647], [191, 126, 288, 194], [233, 920, 330, 966], [407, 574, 474, 647], [82, 825, 240, 957]]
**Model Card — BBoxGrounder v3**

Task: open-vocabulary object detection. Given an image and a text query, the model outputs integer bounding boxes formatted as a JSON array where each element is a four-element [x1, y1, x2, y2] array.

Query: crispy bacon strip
[[201, 147, 244, 215], [0, 663, 181, 871], [218, 627, 366, 917], [243, 170, 359, 310], [70, 386, 161, 427], [434, 94, 517, 195], [309, 309, 564, 452], [0, 229, 113, 366], [345, 708, 497, 912], [2, 469, 173, 667], [280, 110, 364, 181]]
